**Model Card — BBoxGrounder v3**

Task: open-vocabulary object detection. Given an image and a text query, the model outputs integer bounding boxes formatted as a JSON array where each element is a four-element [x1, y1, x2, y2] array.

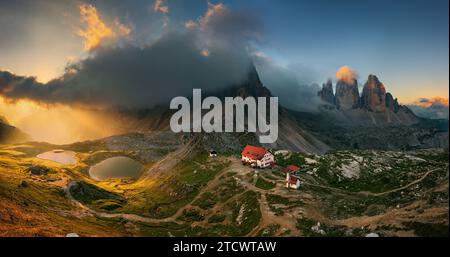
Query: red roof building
[[241, 145, 267, 160], [289, 175, 299, 184], [241, 145, 274, 168], [286, 174, 300, 190], [283, 165, 300, 173]]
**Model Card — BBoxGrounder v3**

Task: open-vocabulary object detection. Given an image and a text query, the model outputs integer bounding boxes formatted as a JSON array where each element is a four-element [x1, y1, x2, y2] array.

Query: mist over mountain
[[407, 98, 449, 120], [0, 119, 28, 144], [0, 2, 262, 109]]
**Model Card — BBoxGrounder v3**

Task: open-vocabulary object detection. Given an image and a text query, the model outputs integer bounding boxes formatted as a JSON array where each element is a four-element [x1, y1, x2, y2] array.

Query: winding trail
[[302, 166, 445, 197], [63, 155, 232, 225], [63, 157, 447, 236], [358, 167, 442, 197], [65, 181, 180, 223]]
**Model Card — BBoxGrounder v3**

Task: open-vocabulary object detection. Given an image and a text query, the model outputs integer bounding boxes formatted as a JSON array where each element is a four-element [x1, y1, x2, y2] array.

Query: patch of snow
[[365, 233, 379, 237], [340, 160, 361, 179], [305, 158, 317, 164], [405, 155, 426, 162], [236, 204, 246, 225]]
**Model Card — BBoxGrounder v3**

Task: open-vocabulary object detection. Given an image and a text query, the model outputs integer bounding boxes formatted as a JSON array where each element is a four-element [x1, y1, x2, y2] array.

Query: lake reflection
[[89, 156, 143, 181], [36, 150, 77, 165]]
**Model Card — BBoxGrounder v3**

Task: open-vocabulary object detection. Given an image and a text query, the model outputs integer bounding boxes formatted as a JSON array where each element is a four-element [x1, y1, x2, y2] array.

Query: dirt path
[[63, 155, 299, 235], [63, 156, 232, 225], [63, 156, 444, 235], [303, 166, 444, 197], [65, 181, 181, 223], [223, 158, 301, 236], [360, 166, 445, 197], [248, 193, 299, 236]]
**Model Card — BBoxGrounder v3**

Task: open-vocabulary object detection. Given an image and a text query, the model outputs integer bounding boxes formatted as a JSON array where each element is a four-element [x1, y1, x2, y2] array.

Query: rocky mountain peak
[[317, 73, 418, 126], [318, 79, 335, 105], [361, 74, 387, 112], [335, 78, 360, 110], [217, 64, 272, 98], [385, 92, 400, 112]]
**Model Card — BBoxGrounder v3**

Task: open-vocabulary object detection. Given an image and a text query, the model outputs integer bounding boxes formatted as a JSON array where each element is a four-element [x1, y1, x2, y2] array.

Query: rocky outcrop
[[385, 93, 400, 112], [318, 79, 335, 105], [317, 74, 419, 126], [335, 78, 360, 110], [228, 65, 272, 98], [361, 74, 386, 112]]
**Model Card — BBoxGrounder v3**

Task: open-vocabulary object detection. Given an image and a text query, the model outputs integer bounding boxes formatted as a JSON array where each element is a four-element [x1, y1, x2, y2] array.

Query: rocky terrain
[[313, 74, 448, 150], [0, 132, 447, 237], [103, 69, 446, 153], [0, 66, 447, 237]]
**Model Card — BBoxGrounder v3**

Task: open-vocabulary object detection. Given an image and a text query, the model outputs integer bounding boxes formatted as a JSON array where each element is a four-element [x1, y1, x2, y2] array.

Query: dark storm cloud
[[0, 2, 262, 108], [0, 31, 252, 108], [0, 1, 323, 113], [254, 55, 323, 112]]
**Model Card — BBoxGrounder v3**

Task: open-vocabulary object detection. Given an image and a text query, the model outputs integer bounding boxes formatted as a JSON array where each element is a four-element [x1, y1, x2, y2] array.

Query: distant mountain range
[[317, 74, 419, 126], [0, 66, 447, 152], [105, 66, 447, 153]]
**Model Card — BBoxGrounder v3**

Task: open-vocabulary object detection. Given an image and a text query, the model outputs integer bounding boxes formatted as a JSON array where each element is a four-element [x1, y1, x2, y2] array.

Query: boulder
[[26, 166, 51, 176]]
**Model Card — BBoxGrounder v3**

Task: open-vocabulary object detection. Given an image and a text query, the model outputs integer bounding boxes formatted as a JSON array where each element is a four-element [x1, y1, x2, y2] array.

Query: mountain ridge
[[317, 74, 418, 126]]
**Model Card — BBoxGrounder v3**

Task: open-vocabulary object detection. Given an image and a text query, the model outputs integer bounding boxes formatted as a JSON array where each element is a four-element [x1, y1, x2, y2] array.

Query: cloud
[[410, 97, 449, 108], [407, 97, 449, 119], [153, 0, 169, 14], [336, 66, 358, 84], [0, 2, 264, 110], [185, 2, 263, 52], [0, 31, 253, 109], [202, 2, 227, 25], [184, 20, 197, 29], [78, 3, 131, 51], [253, 54, 322, 112]]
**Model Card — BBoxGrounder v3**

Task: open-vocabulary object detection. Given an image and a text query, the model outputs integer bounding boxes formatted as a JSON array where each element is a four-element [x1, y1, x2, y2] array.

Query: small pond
[[89, 156, 143, 181], [36, 150, 77, 165]]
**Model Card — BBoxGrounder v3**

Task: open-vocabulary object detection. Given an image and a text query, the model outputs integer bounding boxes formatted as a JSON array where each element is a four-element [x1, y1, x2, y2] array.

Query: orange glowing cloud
[[200, 49, 210, 57], [184, 2, 227, 31], [78, 3, 131, 51], [205, 2, 226, 19], [153, 0, 169, 14], [411, 97, 449, 108], [336, 66, 358, 84], [200, 2, 227, 29], [184, 20, 197, 29]]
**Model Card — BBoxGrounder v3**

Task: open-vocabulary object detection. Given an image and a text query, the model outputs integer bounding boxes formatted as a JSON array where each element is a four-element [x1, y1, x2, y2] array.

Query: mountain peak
[[317, 73, 418, 125], [361, 74, 387, 112], [335, 79, 360, 110], [318, 79, 335, 105]]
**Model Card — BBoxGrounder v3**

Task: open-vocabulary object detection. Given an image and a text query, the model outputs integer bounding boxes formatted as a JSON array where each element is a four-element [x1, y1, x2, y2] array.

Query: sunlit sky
[[0, 0, 448, 103]]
